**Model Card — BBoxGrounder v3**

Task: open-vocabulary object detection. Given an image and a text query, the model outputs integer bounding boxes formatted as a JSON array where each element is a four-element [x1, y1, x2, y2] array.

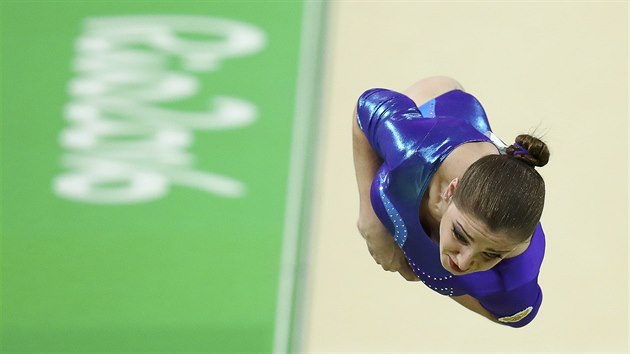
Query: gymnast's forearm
[[402, 76, 464, 106], [352, 107, 383, 229]]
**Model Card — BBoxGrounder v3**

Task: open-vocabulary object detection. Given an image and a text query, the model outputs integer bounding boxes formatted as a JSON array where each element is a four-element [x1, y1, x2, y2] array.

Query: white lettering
[[55, 16, 266, 204]]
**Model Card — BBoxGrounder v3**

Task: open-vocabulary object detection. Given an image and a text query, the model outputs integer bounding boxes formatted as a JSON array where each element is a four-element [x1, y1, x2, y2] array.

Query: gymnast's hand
[[357, 217, 419, 281]]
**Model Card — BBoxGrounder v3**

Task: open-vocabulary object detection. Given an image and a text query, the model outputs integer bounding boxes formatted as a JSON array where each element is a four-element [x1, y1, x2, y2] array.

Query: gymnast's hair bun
[[506, 134, 550, 168]]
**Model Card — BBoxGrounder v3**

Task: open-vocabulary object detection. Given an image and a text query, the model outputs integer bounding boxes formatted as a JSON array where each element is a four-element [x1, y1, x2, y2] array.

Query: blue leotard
[[356, 88, 545, 327]]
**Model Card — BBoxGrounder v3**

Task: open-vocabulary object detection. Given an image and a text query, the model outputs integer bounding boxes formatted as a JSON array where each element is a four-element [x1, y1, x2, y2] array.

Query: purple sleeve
[[356, 88, 423, 161], [478, 279, 543, 328], [417, 89, 493, 133]]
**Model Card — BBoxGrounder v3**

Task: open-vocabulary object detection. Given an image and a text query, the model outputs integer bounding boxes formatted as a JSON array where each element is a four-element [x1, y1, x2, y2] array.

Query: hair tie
[[512, 143, 529, 156]]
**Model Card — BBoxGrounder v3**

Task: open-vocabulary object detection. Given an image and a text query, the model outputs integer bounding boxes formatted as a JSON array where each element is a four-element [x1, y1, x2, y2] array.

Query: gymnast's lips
[[448, 256, 464, 273]]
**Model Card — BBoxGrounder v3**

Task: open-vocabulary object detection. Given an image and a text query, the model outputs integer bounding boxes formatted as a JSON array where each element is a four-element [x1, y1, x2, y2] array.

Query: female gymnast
[[352, 76, 549, 327]]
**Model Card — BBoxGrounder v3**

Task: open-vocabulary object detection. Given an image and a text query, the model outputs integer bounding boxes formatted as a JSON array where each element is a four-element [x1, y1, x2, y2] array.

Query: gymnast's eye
[[452, 227, 468, 245], [483, 252, 503, 259]]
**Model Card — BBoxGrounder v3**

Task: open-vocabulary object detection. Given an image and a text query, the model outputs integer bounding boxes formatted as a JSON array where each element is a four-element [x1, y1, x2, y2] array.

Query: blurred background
[[1, 1, 627, 353]]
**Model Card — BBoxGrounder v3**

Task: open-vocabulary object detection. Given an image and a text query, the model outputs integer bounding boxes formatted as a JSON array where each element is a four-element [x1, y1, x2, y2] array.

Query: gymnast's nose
[[456, 248, 474, 271]]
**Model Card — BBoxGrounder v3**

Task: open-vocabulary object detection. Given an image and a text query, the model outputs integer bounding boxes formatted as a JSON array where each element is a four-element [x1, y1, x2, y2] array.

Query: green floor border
[[272, 1, 329, 353]]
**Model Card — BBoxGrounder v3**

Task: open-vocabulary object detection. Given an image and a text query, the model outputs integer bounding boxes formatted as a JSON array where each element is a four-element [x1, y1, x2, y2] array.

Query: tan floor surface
[[302, 2, 628, 353]]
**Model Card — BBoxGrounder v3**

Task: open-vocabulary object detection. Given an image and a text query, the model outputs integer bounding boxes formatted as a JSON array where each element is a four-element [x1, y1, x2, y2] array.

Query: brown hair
[[452, 134, 550, 242]]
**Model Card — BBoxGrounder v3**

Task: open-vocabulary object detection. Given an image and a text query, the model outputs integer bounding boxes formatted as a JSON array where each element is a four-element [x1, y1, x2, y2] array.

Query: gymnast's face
[[438, 203, 520, 275]]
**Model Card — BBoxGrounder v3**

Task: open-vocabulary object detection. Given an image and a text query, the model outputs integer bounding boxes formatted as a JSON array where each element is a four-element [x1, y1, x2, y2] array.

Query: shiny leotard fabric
[[356, 88, 545, 327]]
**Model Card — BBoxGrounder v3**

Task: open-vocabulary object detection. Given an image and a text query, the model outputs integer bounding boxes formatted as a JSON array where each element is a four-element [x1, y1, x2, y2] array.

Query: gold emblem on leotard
[[498, 306, 533, 323]]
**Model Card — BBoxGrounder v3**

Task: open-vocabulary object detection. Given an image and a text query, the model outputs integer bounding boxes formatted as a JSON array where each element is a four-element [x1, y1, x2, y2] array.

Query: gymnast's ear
[[443, 178, 459, 201]]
